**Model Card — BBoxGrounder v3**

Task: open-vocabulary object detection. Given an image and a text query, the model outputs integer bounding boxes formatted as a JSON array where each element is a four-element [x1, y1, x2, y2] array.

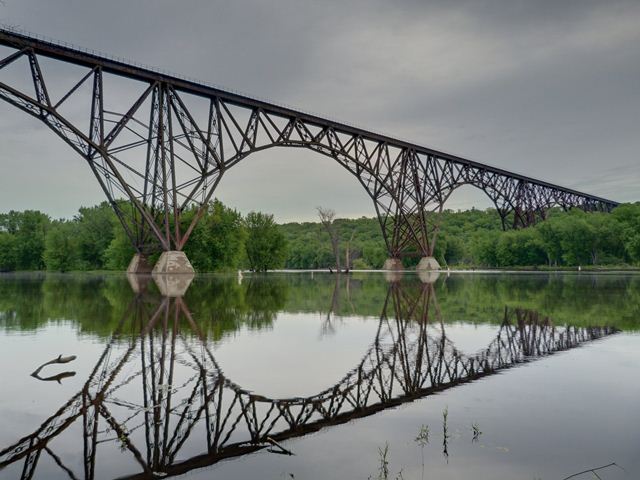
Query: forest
[[0, 200, 639, 272]]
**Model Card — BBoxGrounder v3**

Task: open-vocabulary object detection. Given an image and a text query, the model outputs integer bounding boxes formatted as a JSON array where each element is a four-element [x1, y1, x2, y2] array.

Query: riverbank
[[3, 265, 640, 275]]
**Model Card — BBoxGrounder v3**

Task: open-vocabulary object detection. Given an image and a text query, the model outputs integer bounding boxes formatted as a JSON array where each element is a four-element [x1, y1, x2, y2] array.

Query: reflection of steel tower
[[0, 280, 617, 479]]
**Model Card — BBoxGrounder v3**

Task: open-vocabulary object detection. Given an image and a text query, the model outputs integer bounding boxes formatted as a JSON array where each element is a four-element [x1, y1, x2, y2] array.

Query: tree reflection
[[2, 273, 639, 336], [0, 275, 618, 479]]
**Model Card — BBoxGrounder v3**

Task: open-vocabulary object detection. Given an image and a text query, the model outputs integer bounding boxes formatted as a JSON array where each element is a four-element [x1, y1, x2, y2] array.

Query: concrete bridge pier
[[417, 257, 441, 271], [383, 258, 404, 271], [127, 251, 195, 275], [383, 257, 441, 272], [127, 253, 153, 274], [152, 251, 195, 275]]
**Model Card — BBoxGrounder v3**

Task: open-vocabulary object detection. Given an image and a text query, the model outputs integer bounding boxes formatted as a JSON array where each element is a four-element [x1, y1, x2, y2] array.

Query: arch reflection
[[0, 276, 617, 479]]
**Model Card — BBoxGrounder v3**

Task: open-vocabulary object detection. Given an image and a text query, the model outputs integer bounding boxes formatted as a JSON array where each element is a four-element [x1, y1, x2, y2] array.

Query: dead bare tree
[[317, 207, 340, 272], [344, 230, 356, 272]]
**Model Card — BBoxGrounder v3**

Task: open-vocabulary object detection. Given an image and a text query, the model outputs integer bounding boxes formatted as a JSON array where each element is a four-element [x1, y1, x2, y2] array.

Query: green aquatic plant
[[415, 424, 430, 480], [414, 424, 430, 447], [368, 443, 404, 480], [442, 407, 450, 461]]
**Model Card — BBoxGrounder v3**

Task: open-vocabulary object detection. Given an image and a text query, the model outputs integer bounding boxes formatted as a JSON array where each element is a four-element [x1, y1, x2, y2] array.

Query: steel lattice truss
[[0, 282, 617, 479], [0, 28, 619, 257]]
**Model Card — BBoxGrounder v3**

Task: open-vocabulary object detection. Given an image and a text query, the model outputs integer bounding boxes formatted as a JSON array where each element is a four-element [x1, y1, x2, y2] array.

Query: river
[[0, 272, 638, 479]]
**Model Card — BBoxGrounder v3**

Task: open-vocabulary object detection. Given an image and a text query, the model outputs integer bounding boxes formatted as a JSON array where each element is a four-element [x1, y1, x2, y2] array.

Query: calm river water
[[0, 272, 638, 480]]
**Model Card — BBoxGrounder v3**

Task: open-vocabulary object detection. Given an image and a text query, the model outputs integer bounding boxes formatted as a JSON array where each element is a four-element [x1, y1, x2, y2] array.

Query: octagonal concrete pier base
[[127, 253, 153, 274], [152, 251, 195, 275], [416, 256, 441, 271], [383, 258, 403, 271]]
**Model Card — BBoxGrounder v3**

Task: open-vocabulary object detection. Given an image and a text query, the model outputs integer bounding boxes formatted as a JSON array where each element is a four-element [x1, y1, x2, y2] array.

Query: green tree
[[245, 212, 287, 272], [536, 215, 564, 266], [75, 202, 116, 269], [0, 210, 50, 270], [362, 241, 387, 269], [0, 232, 18, 271], [184, 200, 247, 271], [470, 231, 500, 267], [559, 214, 594, 266], [583, 212, 624, 264], [44, 221, 81, 272], [612, 203, 640, 264], [625, 235, 640, 263], [103, 226, 136, 270], [442, 234, 465, 266]]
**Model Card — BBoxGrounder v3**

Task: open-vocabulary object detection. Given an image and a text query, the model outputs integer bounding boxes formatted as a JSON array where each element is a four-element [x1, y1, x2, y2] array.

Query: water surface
[[0, 272, 638, 479]]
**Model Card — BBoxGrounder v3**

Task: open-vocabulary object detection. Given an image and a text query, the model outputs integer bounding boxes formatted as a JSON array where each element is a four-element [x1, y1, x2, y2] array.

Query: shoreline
[[2, 268, 640, 276]]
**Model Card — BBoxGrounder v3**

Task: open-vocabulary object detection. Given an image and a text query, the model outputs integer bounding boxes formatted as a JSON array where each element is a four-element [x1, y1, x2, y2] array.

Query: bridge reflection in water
[[0, 275, 617, 479]]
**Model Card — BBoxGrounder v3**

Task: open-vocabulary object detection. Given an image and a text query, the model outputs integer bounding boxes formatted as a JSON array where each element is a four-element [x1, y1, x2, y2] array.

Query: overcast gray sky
[[0, 0, 638, 222]]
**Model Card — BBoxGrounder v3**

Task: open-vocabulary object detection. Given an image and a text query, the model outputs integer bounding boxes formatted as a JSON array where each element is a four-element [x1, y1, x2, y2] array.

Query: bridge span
[[0, 27, 619, 273]]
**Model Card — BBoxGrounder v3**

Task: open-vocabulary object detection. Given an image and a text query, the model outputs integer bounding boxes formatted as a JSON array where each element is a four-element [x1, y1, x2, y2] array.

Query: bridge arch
[[0, 28, 619, 273], [214, 147, 373, 223]]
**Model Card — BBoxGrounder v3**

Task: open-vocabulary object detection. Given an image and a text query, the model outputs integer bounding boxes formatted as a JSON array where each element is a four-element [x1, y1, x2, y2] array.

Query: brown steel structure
[[0, 280, 617, 479], [0, 27, 619, 260]]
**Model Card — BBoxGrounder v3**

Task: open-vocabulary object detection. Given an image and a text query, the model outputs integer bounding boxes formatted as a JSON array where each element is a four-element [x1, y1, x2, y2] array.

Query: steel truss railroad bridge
[[0, 27, 619, 273], [0, 278, 617, 479]]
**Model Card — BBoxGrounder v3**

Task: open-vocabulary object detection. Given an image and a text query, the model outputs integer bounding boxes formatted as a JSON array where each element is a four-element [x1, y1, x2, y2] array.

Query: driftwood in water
[[31, 354, 77, 384], [562, 462, 625, 480], [31, 371, 76, 383]]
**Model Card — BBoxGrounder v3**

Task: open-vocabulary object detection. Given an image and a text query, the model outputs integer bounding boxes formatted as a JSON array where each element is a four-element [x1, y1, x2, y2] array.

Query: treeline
[[1, 201, 639, 272], [281, 203, 640, 269], [0, 201, 286, 272], [455, 204, 640, 267]]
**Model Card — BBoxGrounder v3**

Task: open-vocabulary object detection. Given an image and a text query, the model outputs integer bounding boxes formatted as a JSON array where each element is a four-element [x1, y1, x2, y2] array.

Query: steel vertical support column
[[165, 90, 182, 249], [158, 85, 172, 249], [140, 84, 160, 251]]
